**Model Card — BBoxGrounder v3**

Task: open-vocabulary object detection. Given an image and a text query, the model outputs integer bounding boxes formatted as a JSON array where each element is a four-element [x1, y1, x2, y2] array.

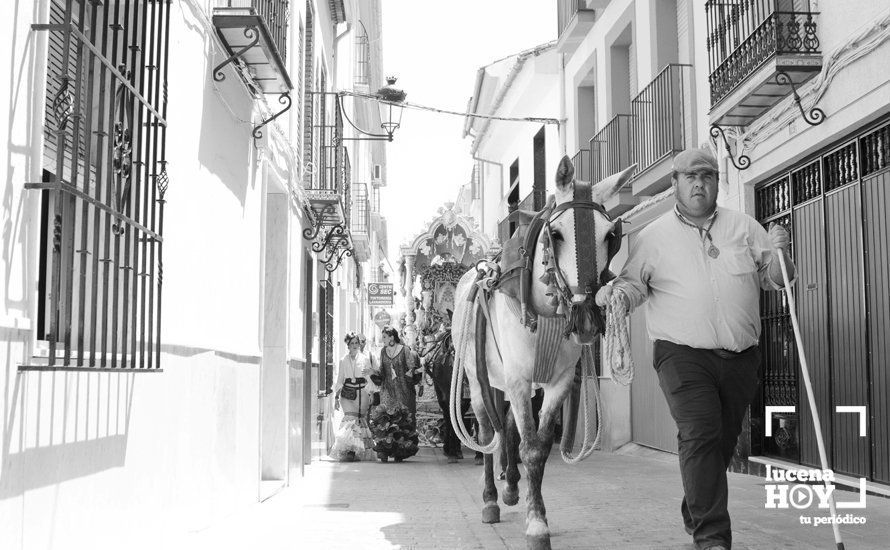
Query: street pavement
[[182, 444, 890, 550]]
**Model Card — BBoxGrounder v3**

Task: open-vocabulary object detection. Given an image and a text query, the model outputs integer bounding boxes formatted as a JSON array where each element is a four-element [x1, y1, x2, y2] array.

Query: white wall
[[0, 0, 332, 547], [475, 61, 562, 231]]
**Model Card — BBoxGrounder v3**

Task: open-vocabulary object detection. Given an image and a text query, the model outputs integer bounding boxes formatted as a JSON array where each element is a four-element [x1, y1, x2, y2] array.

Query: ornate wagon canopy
[[404, 203, 495, 273], [398, 203, 497, 347], [398, 203, 497, 448]]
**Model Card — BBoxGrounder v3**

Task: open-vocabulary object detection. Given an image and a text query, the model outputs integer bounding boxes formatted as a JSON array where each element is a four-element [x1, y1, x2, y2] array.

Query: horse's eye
[[551, 231, 564, 242]]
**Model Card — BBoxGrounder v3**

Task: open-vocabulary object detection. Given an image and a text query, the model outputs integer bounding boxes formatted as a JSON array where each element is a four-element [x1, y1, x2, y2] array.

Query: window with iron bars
[[27, 0, 171, 371], [354, 22, 370, 88], [351, 183, 369, 235], [471, 162, 483, 200], [371, 184, 381, 213], [319, 279, 334, 394], [302, 1, 316, 188]]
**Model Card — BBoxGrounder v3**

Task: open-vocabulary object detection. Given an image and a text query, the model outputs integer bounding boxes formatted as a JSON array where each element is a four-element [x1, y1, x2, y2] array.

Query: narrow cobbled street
[[182, 445, 890, 549]]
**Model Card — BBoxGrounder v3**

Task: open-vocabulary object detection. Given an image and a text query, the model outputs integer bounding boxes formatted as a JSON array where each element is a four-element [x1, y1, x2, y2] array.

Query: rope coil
[[604, 290, 634, 386], [450, 294, 501, 454]]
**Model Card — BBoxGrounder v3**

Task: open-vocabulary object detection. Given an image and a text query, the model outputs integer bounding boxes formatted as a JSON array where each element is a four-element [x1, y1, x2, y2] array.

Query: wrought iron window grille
[[25, 0, 171, 372], [752, 115, 890, 467]]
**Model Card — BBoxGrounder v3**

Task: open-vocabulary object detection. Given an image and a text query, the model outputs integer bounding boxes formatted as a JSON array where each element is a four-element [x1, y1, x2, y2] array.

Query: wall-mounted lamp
[[313, 77, 407, 142], [340, 77, 406, 142]]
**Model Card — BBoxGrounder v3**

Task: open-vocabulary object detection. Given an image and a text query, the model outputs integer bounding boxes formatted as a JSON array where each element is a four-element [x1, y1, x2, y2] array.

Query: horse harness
[[463, 186, 624, 431], [419, 328, 453, 375], [474, 182, 624, 332]]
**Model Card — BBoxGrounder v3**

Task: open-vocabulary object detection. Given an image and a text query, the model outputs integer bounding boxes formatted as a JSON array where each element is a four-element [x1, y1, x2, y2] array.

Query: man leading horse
[[597, 148, 795, 550]]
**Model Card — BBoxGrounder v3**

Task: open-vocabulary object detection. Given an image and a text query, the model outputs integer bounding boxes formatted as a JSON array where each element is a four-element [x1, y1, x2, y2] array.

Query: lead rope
[[597, 184, 673, 386], [449, 293, 501, 454], [560, 345, 602, 463], [604, 290, 634, 386]]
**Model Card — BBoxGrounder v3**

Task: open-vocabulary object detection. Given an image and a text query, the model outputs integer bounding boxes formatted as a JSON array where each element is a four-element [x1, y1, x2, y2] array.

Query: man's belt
[[711, 346, 756, 360]]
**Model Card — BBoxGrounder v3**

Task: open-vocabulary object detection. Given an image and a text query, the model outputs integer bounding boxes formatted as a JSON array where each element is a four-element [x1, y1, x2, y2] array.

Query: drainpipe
[[332, 21, 352, 106], [559, 52, 568, 155]]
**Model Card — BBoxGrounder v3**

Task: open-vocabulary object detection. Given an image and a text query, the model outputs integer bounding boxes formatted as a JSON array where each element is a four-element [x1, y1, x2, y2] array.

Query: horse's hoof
[[481, 502, 500, 524], [447, 456, 458, 463], [526, 534, 551, 550], [502, 485, 520, 506]]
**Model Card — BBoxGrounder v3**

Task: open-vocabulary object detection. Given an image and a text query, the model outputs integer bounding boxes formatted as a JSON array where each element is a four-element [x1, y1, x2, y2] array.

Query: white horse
[[451, 156, 635, 549]]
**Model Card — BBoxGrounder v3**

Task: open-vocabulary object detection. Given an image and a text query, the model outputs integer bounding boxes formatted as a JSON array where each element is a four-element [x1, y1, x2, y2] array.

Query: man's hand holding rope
[[594, 284, 628, 310]]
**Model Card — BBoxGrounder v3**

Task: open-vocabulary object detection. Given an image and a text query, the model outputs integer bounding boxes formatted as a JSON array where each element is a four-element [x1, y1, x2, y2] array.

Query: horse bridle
[[541, 187, 623, 301]]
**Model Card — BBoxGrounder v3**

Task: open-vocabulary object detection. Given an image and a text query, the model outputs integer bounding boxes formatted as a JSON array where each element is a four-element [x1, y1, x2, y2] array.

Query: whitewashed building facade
[[556, 0, 890, 487], [0, 0, 392, 547]]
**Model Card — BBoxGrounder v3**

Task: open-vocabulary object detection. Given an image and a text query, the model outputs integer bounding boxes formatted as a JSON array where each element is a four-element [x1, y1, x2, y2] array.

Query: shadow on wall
[[179, 0, 255, 208], [4, 0, 37, 319], [0, 351, 137, 500]]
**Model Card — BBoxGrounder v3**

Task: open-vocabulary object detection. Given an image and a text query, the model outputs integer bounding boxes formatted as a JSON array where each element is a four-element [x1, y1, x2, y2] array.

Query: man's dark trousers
[[653, 339, 761, 550]]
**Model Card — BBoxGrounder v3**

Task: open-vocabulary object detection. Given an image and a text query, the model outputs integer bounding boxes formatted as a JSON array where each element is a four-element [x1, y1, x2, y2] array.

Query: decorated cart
[[398, 203, 497, 453]]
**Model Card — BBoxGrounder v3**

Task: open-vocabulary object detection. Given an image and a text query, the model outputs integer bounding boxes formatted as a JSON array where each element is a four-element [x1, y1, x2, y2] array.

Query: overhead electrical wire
[[340, 90, 562, 127]]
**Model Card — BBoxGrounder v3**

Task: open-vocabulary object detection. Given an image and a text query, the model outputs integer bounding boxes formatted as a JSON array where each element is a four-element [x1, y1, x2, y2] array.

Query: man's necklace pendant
[[708, 244, 720, 259]]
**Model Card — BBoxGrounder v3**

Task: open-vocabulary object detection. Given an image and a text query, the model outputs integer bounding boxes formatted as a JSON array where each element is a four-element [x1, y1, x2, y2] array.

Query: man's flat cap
[[672, 148, 719, 174]]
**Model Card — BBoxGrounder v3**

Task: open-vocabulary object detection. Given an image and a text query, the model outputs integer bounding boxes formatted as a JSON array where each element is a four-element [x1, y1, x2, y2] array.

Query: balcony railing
[[216, 0, 288, 62], [589, 114, 634, 184], [351, 184, 369, 235], [351, 182, 371, 261], [557, 0, 596, 52], [706, 1, 820, 106], [558, 0, 584, 36], [371, 185, 381, 213], [571, 148, 591, 182], [355, 25, 371, 88], [305, 93, 350, 229], [310, 93, 344, 194], [342, 149, 351, 227], [632, 64, 693, 176], [518, 190, 536, 212]]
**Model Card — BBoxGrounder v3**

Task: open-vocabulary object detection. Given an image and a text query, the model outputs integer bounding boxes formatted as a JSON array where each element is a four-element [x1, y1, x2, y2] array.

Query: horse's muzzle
[[563, 298, 605, 343]]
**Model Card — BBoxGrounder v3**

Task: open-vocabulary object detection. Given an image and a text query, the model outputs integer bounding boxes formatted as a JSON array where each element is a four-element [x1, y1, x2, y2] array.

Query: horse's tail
[[450, 271, 500, 454]]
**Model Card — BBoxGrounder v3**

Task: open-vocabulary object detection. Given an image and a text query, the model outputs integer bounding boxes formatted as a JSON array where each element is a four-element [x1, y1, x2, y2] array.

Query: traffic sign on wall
[[368, 282, 394, 306], [373, 310, 392, 329]]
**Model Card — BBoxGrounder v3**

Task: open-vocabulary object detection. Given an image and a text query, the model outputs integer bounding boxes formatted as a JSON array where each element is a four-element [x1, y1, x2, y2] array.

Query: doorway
[[260, 192, 288, 495]]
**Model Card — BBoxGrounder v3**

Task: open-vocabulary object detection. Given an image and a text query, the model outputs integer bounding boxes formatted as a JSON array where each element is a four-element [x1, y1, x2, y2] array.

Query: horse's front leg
[[513, 370, 574, 550]]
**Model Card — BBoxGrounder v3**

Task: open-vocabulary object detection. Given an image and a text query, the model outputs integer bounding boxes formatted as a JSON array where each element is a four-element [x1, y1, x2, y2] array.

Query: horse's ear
[[555, 155, 575, 192], [591, 164, 637, 204]]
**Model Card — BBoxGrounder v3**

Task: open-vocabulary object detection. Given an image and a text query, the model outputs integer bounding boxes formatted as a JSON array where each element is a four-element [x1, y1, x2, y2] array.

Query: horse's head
[[532, 156, 636, 345]]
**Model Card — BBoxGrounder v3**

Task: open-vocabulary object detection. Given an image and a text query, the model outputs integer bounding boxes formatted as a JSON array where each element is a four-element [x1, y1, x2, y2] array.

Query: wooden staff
[[776, 251, 845, 550]]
